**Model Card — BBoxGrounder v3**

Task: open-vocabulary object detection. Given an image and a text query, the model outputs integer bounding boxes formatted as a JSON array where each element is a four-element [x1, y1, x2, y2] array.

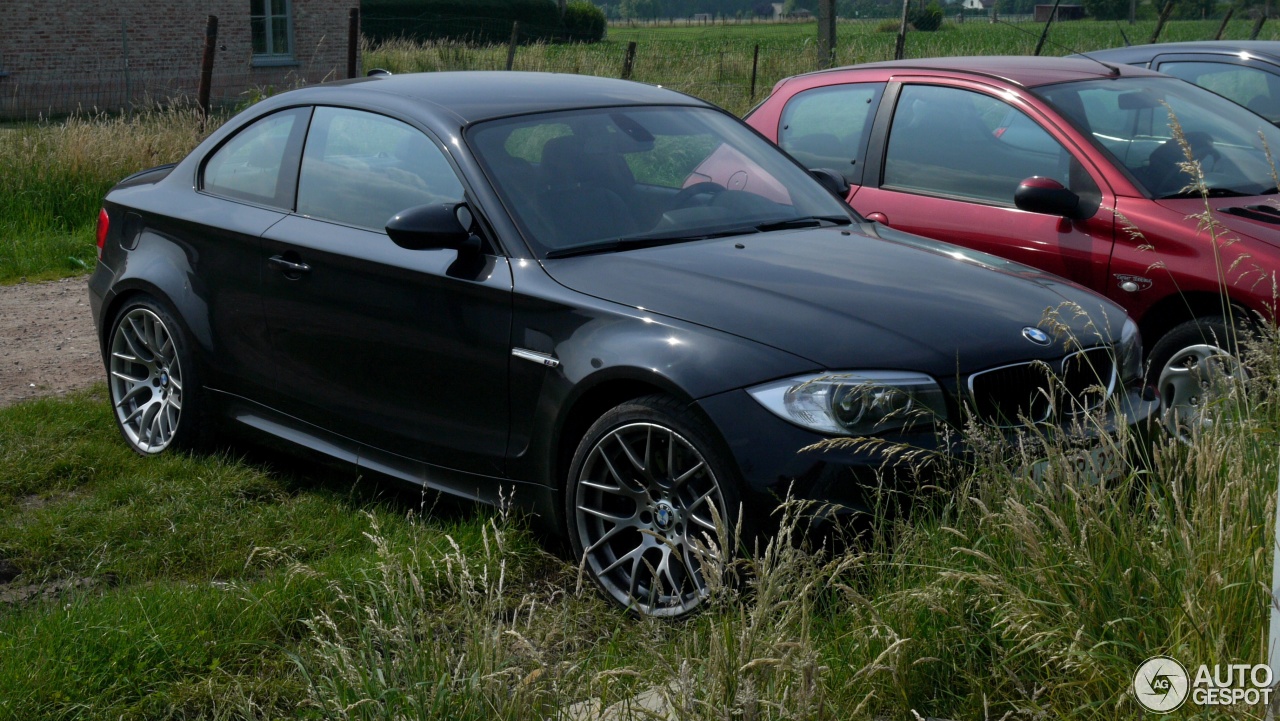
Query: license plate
[[1029, 443, 1125, 487]]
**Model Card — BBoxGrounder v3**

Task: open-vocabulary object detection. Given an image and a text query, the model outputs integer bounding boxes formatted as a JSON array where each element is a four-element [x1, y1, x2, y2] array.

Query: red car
[[746, 56, 1280, 430]]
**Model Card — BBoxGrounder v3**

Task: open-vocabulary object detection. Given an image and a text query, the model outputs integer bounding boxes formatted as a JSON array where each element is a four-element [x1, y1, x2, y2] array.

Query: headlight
[[1117, 317, 1143, 384], [747, 371, 948, 435]]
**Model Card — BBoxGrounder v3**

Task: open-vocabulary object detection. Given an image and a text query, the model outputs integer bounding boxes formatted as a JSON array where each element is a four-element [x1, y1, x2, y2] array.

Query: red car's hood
[[1154, 196, 1280, 248]]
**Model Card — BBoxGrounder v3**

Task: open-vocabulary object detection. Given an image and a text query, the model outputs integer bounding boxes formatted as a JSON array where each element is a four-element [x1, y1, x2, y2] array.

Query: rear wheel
[[566, 396, 741, 617], [1146, 317, 1248, 439], [107, 296, 207, 455]]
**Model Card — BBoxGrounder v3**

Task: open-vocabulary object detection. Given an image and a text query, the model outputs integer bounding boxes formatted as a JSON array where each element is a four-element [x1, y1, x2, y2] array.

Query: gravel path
[[0, 277, 101, 408]]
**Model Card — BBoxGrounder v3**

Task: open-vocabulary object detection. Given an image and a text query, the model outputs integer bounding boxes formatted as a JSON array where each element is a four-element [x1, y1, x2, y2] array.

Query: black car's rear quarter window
[[202, 108, 308, 208]]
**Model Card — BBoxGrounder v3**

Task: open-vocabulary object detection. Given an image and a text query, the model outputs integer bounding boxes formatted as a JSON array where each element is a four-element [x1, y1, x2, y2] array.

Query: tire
[[107, 295, 209, 455], [566, 395, 743, 618], [1145, 317, 1248, 439]]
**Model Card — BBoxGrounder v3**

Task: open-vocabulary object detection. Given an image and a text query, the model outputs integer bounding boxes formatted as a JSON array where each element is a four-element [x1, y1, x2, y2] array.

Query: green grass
[[2, 358, 1275, 718], [0, 106, 217, 285], [0, 387, 536, 718], [3, 18, 1278, 718], [8, 18, 1280, 283]]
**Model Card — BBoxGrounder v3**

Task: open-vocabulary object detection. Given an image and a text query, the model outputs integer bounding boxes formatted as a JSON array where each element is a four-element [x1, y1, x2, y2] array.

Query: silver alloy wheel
[[574, 422, 725, 617], [1156, 343, 1245, 438], [109, 307, 183, 453]]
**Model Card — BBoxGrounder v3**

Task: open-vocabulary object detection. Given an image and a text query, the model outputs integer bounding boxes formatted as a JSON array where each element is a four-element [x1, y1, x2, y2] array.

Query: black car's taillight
[[96, 208, 110, 260]]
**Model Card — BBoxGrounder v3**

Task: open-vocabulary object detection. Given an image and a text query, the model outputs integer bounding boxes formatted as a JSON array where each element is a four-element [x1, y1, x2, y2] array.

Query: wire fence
[[0, 46, 346, 121], [5, 15, 1278, 121]]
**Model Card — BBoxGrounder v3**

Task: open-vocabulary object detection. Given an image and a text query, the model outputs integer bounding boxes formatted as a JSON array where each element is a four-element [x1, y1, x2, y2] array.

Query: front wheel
[[1146, 317, 1248, 439], [566, 396, 741, 617], [107, 296, 207, 455]]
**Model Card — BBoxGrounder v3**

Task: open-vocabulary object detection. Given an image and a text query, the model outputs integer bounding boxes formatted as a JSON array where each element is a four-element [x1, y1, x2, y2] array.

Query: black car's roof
[[1082, 40, 1280, 65], [274, 71, 709, 124]]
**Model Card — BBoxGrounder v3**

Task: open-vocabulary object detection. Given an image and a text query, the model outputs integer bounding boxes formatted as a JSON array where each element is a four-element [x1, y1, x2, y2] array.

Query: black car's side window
[[883, 85, 1094, 206], [778, 83, 884, 184], [296, 107, 464, 231], [202, 107, 308, 208]]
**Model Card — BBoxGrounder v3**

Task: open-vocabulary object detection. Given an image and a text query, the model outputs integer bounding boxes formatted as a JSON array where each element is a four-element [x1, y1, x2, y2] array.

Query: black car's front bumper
[[697, 385, 1160, 528]]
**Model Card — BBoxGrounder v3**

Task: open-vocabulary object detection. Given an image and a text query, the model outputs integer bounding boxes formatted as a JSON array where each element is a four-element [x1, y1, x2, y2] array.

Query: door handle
[[268, 255, 311, 276]]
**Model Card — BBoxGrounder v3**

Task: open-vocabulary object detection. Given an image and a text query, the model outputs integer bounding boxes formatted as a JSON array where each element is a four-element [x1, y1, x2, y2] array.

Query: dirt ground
[[0, 277, 102, 408]]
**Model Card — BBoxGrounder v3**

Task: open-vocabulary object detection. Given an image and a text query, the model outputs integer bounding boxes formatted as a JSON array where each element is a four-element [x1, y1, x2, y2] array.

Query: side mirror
[[1014, 177, 1084, 220], [810, 168, 851, 199], [385, 203, 473, 251]]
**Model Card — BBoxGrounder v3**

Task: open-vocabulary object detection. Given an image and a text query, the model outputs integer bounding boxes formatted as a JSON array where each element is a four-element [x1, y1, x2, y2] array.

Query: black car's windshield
[[468, 106, 853, 257], [1037, 76, 1280, 199]]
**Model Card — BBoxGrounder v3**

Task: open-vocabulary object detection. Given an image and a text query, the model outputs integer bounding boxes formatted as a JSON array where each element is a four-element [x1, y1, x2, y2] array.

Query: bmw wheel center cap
[[654, 502, 675, 531]]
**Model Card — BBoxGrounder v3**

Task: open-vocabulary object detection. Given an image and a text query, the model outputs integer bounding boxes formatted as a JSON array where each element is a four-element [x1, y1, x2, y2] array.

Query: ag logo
[[1134, 656, 1190, 713]]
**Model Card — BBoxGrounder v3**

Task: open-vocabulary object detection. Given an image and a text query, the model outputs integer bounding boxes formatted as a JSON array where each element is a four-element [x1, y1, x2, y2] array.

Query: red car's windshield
[[1037, 76, 1280, 199]]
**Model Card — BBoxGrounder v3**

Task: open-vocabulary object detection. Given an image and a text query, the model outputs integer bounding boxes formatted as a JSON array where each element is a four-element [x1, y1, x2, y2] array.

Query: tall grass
[[364, 18, 1280, 115], [8, 18, 1280, 284], [0, 104, 213, 282], [287, 344, 1277, 718]]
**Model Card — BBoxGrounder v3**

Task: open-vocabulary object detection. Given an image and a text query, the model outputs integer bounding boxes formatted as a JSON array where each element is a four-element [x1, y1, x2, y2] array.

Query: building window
[[251, 0, 294, 65]]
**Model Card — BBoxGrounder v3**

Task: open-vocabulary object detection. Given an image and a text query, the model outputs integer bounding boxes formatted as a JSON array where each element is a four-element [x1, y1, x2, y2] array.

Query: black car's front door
[[260, 106, 513, 477]]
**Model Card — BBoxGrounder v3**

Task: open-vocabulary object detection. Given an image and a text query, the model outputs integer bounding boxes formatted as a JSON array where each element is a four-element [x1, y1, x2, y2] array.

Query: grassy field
[[2, 365, 1274, 718], [0, 106, 216, 284], [8, 18, 1264, 285], [2, 19, 1278, 718], [8, 18, 1280, 285]]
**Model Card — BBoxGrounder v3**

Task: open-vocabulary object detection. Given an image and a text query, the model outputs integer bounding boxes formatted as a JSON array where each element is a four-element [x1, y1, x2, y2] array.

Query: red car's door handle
[[865, 212, 888, 225], [268, 255, 311, 276]]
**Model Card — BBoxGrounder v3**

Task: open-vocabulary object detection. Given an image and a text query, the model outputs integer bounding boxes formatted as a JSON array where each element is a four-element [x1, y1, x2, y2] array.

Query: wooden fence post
[[198, 15, 218, 125], [1214, 7, 1234, 40], [1148, 0, 1174, 44], [1251, 12, 1268, 40], [894, 0, 910, 60], [818, 0, 836, 69], [1034, 0, 1063, 55], [621, 41, 637, 80], [749, 44, 760, 103], [506, 21, 520, 70]]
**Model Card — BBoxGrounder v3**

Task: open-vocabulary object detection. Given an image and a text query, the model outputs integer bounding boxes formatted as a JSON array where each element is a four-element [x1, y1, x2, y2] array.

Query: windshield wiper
[[1158, 187, 1252, 199], [753, 215, 853, 232], [544, 215, 855, 259], [544, 229, 750, 259]]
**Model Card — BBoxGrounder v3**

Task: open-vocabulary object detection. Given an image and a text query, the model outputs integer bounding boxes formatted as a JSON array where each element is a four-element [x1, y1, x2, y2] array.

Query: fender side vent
[[1222, 204, 1280, 224]]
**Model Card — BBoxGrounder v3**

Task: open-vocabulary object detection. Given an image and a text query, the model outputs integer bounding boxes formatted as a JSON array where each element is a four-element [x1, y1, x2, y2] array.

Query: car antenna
[[992, 18, 1122, 75], [1117, 24, 1131, 46]]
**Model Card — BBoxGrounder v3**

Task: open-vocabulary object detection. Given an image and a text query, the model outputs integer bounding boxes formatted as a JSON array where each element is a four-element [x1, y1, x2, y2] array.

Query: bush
[[908, 2, 944, 31], [561, 1, 606, 42], [362, 0, 563, 44]]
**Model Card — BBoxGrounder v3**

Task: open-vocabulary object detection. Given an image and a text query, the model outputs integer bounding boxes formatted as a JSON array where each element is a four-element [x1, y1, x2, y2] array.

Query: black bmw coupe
[[90, 71, 1156, 616]]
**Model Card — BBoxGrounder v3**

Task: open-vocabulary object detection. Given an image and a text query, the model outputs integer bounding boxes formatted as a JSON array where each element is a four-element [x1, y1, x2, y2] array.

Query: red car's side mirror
[[1014, 177, 1085, 220]]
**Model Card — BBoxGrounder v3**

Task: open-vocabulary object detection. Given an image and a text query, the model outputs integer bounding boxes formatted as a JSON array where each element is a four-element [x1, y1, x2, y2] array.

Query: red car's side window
[[883, 85, 1085, 206], [778, 82, 884, 185]]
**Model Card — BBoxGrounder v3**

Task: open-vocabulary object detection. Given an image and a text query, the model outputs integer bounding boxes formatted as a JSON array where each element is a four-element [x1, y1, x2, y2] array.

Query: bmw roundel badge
[[1022, 326, 1051, 346]]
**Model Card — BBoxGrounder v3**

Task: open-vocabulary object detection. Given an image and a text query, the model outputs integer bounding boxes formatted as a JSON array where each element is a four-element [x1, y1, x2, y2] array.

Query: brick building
[[0, 0, 357, 119]]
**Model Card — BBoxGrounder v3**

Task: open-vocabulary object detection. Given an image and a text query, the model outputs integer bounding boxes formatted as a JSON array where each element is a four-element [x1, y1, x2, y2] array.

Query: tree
[[1081, 0, 1128, 19]]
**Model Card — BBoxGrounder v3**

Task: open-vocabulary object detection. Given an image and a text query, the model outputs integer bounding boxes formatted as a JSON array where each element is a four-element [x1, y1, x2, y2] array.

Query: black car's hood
[[542, 225, 1125, 374]]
